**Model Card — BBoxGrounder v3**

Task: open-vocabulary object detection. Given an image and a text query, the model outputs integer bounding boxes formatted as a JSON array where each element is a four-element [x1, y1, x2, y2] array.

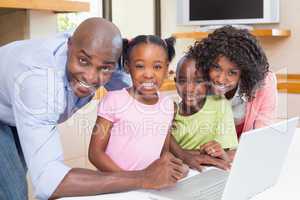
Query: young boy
[[170, 52, 238, 170]]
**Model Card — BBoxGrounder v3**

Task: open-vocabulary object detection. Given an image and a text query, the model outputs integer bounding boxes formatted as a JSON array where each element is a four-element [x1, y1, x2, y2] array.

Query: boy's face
[[175, 58, 207, 108]]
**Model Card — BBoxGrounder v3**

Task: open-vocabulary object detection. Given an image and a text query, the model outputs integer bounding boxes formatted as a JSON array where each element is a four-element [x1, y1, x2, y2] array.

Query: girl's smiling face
[[126, 43, 169, 102], [209, 55, 241, 96]]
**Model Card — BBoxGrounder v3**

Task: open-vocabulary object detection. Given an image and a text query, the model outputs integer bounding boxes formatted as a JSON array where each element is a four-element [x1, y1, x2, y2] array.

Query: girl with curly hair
[[190, 26, 278, 139]]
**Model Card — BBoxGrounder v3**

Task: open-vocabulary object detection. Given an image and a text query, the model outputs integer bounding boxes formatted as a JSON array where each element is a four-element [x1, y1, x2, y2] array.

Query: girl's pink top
[[97, 88, 174, 170]]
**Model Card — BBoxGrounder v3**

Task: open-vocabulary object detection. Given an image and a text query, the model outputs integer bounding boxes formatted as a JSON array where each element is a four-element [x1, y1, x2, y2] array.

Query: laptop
[[147, 117, 299, 200]]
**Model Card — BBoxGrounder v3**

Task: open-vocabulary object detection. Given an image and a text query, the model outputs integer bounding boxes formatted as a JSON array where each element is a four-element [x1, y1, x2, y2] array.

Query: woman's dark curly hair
[[188, 25, 269, 100]]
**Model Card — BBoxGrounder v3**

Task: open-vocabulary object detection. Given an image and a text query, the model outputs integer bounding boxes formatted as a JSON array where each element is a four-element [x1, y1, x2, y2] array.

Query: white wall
[[28, 0, 103, 39], [256, 0, 300, 74], [161, 0, 199, 71], [28, 10, 57, 38], [90, 0, 103, 17], [112, 0, 155, 38]]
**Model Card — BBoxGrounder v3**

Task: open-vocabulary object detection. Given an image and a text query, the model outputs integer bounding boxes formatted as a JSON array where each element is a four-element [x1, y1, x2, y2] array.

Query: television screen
[[177, 0, 279, 26], [190, 0, 263, 21]]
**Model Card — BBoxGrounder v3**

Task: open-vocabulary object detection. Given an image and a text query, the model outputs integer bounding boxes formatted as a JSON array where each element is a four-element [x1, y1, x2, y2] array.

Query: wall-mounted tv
[[177, 0, 280, 26]]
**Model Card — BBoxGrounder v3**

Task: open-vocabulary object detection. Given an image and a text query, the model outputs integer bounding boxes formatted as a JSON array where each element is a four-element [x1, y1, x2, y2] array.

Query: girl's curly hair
[[188, 25, 269, 100]]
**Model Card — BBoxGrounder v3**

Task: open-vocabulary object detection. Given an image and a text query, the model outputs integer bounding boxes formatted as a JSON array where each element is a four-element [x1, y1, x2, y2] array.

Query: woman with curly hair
[[190, 26, 278, 139]]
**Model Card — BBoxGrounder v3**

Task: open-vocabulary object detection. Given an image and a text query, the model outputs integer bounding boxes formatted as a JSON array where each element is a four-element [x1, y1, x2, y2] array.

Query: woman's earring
[[241, 93, 247, 102]]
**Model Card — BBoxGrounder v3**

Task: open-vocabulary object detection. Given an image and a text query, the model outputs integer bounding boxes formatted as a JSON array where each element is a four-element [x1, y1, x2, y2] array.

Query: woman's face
[[209, 55, 241, 95]]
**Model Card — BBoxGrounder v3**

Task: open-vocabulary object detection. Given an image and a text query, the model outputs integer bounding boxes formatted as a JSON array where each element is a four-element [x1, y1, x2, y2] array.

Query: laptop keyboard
[[189, 180, 226, 200], [186, 169, 228, 200], [148, 169, 229, 200]]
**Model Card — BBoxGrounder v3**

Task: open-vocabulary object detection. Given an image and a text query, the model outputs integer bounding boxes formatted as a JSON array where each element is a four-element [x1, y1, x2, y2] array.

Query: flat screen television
[[177, 0, 280, 26]]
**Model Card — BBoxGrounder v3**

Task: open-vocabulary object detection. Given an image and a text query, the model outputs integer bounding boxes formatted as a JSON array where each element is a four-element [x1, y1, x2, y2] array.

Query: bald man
[[0, 18, 186, 200]]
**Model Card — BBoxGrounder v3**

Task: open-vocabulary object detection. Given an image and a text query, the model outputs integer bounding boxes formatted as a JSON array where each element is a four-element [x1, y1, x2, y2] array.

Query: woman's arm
[[89, 116, 123, 172], [254, 72, 278, 128]]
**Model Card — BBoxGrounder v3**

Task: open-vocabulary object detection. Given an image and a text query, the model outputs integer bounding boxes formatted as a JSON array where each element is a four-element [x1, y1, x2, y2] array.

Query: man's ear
[[67, 38, 73, 58], [67, 37, 73, 48]]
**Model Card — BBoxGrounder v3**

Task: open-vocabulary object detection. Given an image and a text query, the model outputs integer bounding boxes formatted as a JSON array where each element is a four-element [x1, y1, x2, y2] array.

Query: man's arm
[[51, 153, 186, 199], [13, 69, 188, 199], [51, 168, 143, 198]]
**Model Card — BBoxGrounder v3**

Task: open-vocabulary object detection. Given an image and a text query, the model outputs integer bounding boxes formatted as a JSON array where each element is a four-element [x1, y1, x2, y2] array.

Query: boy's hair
[[189, 25, 269, 99], [181, 48, 209, 81], [121, 35, 176, 65], [175, 46, 209, 81]]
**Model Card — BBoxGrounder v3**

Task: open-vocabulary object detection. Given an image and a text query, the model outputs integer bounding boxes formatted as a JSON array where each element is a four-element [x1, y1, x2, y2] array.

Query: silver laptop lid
[[222, 117, 299, 200]]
